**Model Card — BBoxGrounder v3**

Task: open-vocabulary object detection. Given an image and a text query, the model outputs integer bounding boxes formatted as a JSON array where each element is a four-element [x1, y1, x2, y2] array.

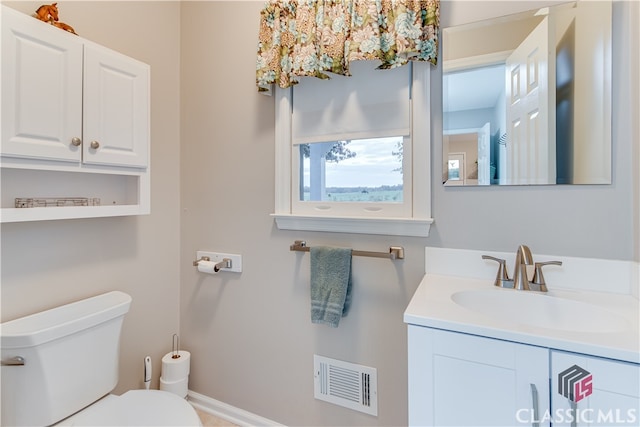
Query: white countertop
[[404, 248, 640, 364], [404, 247, 640, 363]]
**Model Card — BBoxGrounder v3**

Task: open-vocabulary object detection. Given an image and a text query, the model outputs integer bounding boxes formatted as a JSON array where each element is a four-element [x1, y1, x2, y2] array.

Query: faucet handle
[[482, 255, 510, 287], [531, 261, 563, 292]]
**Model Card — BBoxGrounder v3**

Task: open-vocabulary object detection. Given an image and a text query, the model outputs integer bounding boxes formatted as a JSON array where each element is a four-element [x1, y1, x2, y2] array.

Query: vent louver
[[313, 355, 378, 416]]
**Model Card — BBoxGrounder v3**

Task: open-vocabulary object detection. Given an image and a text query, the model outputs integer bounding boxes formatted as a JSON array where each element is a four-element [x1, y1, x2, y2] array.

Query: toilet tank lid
[[1, 291, 132, 349]]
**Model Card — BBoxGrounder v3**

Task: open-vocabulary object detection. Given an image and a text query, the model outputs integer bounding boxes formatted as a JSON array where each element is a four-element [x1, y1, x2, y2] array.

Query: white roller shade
[[292, 61, 411, 145]]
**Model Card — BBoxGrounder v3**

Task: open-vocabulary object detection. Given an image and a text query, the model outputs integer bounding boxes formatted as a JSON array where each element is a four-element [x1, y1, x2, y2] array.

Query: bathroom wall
[[0, 1, 182, 393], [180, 1, 638, 426], [179, 2, 428, 425]]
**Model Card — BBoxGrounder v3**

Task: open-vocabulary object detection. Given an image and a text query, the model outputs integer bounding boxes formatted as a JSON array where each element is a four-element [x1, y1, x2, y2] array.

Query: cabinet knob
[[71, 137, 82, 147], [90, 141, 100, 149]]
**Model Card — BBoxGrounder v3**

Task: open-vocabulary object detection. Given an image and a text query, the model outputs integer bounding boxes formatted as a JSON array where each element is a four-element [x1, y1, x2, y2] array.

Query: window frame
[[272, 62, 433, 237]]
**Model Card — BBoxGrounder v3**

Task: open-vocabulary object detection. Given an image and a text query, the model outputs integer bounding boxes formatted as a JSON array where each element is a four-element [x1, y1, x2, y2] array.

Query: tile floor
[[195, 409, 238, 427]]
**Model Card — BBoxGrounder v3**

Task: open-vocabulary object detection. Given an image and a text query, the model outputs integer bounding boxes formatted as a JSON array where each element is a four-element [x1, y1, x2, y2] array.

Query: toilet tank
[[1, 291, 132, 426]]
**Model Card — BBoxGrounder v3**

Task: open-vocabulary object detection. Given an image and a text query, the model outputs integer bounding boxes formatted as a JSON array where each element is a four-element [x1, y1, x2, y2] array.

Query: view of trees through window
[[299, 137, 404, 203]]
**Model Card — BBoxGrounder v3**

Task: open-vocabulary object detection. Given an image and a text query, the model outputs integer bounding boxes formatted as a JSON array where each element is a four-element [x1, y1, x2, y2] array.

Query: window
[[448, 159, 461, 180], [299, 137, 405, 202], [273, 61, 433, 237], [294, 136, 410, 216]]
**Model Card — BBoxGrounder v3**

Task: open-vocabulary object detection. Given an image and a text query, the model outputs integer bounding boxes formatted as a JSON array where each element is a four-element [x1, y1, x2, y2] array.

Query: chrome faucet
[[513, 245, 533, 290], [482, 245, 562, 292]]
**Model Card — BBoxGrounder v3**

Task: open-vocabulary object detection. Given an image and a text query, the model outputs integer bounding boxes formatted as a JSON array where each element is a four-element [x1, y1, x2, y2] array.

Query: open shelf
[[1, 166, 149, 223]]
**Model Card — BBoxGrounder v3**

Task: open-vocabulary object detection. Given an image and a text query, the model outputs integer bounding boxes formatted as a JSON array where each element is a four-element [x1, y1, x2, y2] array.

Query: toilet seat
[[56, 390, 202, 426]]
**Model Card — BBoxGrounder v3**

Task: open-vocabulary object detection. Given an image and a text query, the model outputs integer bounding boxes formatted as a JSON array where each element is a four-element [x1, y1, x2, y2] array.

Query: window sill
[[271, 214, 433, 237]]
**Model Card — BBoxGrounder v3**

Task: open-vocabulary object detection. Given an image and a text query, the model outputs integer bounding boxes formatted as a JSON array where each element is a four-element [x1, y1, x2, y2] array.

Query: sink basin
[[451, 289, 630, 333]]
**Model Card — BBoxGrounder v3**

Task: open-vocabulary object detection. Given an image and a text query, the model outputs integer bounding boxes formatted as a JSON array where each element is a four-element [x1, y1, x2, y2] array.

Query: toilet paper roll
[[197, 260, 218, 274], [161, 351, 191, 382], [160, 376, 188, 398]]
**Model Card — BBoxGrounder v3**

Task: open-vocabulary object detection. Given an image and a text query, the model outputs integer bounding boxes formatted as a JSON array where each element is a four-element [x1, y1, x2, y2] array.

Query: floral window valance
[[256, 0, 440, 90]]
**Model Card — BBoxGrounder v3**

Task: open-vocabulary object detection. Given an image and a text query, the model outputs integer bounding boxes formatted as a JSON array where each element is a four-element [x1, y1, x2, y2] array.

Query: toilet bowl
[[56, 390, 202, 426], [1, 291, 201, 426]]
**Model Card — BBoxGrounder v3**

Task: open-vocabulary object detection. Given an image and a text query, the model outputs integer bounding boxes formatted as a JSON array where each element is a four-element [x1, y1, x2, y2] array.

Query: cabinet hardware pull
[[71, 137, 82, 147], [90, 141, 100, 149], [570, 401, 577, 427], [530, 383, 539, 427], [1, 356, 25, 366]]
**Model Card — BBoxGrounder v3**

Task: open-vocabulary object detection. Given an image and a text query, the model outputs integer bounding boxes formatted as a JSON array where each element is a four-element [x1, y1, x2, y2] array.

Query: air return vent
[[313, 355, 378, 416]]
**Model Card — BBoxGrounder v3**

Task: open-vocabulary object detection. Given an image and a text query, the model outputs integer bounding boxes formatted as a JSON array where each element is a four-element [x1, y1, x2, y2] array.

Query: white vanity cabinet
[[408, 326, 640, 427], [1, 5, 150, 222], [406, 250, 640, 427], [551, 351, 640, 427], [408, 326, 550, 427]]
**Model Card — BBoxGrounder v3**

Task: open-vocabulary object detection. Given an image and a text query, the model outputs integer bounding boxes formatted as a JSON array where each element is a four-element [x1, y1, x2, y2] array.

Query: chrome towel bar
[[290, 240, 404, 260]]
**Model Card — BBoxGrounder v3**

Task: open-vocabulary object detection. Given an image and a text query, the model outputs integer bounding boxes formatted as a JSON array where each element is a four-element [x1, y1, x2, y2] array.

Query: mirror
[[442, 1, 612, 186]]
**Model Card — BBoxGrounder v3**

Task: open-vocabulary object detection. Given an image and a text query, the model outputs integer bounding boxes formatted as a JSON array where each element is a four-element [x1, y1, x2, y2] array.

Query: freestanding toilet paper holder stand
[[160, 334, 191, 398], [171, 334, 181, 359], [193, 256, 232, 272]]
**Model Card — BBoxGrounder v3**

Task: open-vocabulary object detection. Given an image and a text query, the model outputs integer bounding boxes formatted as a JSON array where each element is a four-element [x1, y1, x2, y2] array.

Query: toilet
[[0, 291, 202, 426]]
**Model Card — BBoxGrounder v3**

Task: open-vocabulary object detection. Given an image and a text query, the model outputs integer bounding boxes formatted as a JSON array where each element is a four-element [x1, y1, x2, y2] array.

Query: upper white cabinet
[[1, 5, 150, 222], [1, 7, 83, 162], [82, 43, 149, 168]]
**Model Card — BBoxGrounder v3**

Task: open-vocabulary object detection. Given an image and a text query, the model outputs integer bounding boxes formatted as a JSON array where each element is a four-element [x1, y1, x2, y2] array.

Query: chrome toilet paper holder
[[192, 256, 210, 266], [193, 256, 232, 272]]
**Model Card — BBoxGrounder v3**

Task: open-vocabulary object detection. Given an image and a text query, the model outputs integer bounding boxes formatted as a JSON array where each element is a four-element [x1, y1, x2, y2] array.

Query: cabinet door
[[1, 6, 83, 162], [551, 351, 639, 426], [408, 326, 550, 427], [83, 44, 149, 168]]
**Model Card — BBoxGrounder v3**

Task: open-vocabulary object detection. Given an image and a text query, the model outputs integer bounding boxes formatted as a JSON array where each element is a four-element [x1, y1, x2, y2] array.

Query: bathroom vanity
[[405, 248, 639, 427]]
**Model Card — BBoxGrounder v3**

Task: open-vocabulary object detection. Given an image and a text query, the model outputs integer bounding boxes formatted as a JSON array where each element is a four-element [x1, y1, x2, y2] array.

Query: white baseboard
[[187, 390, 285, 427]]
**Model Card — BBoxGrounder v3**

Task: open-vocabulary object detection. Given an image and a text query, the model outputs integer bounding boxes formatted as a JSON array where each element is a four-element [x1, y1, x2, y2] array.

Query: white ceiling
[[443, 64, 505, 113]]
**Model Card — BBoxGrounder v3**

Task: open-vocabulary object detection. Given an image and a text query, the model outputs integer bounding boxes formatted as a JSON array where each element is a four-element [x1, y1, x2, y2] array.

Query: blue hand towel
[[310, 246, 353, 328]]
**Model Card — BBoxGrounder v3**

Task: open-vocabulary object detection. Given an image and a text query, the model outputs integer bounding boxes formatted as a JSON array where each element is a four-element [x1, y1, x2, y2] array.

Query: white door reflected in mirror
[[442, 1, 612, 186]]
